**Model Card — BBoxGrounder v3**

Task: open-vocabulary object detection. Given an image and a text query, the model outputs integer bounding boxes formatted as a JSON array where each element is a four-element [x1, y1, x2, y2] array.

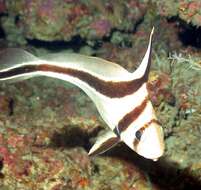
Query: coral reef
[[0, 0, 201, 189], [154, 0, 201, 27], [1, 0, 147, 44]]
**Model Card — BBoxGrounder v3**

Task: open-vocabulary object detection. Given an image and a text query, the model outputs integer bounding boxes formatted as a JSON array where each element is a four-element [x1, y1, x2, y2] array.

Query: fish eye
[[135, 130, 142, 141]]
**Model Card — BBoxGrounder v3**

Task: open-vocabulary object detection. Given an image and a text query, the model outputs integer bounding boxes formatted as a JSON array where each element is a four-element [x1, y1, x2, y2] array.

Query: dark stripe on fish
[[117, 97, 148, 133], [133, 119, 160, 148], [113, 126, 120, 137], [0, 64, 148, 98]]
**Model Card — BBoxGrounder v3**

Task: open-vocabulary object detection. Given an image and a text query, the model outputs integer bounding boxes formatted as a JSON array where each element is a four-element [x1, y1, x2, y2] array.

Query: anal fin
[[88, 130, 120, 156]]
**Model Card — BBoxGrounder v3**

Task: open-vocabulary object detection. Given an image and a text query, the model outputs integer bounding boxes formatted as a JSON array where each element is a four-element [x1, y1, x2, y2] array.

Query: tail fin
[[0, 48, 39, 82], [0, 48, 38, 70]]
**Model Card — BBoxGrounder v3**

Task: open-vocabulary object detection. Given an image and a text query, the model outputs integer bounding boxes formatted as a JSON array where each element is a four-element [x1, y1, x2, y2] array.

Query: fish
[[0, 28, 164, 161]]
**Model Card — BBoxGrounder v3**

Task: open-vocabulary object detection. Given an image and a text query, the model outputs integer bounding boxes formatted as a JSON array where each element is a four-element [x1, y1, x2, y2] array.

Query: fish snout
[[135, 121, 164, 161]]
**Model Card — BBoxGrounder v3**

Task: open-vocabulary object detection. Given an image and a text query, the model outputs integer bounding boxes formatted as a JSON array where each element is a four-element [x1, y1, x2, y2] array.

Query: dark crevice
[[168, 17, 201, 49], [0, 26, 5, 39], [0, 13, 7, 39], [27, 35, 87, 52], [179, 24, 201, 48]]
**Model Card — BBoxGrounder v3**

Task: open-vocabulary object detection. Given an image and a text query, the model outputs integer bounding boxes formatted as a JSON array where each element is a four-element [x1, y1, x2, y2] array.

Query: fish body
[[0, 28, 164, 160]]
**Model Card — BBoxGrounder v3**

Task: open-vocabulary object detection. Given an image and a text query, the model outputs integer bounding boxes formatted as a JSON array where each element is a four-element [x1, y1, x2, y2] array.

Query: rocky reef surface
[[0, 0, 201, 189], [155, 0, 201, 27], [0, 0, 147, 44]]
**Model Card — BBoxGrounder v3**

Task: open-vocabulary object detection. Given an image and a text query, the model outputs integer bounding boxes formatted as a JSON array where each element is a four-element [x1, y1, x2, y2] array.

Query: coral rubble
[[2, 0, 147, 44]]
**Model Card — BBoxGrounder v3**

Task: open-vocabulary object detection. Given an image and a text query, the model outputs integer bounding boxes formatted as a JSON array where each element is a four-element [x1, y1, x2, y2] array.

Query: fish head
[[120, 101, 164, 161], [133, 119, 164, 161]]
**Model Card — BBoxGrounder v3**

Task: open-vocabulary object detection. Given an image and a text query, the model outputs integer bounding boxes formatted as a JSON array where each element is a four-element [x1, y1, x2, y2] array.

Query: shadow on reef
[[50, 126, 201, 190], [27, 35, 87, 52], [50, 124, 102, 151], [106, 146, 201, 190]]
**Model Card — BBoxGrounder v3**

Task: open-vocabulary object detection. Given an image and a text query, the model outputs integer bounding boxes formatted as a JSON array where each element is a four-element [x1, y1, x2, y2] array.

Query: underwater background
[[0, 0, 201, 189]]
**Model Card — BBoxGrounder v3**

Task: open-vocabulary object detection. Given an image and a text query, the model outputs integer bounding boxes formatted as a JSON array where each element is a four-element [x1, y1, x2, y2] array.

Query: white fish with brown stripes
[[0, 28, 164, 161]]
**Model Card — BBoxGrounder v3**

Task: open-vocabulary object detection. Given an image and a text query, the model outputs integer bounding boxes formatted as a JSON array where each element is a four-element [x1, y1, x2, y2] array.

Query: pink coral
[[0, 0, 6, 13], [187, 2, 200, 17], [147, 73, 175, 106], [38, 0, 55, 21], [90, 19, 111, 37], [7, 135, 25, 148], [0, 146, 11, 165], [68, 4, 89, 23]]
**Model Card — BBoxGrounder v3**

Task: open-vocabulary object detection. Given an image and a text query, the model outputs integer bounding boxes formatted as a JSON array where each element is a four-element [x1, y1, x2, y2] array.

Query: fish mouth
[[137, 142, 164, 161]]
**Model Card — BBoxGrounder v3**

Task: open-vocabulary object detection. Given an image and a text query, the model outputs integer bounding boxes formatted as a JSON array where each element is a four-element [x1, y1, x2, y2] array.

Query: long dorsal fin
[[132, 27, 154, 82]]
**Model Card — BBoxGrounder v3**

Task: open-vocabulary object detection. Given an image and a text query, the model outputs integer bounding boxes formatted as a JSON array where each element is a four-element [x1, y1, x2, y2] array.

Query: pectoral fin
[[88, 131, 120, 156]]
